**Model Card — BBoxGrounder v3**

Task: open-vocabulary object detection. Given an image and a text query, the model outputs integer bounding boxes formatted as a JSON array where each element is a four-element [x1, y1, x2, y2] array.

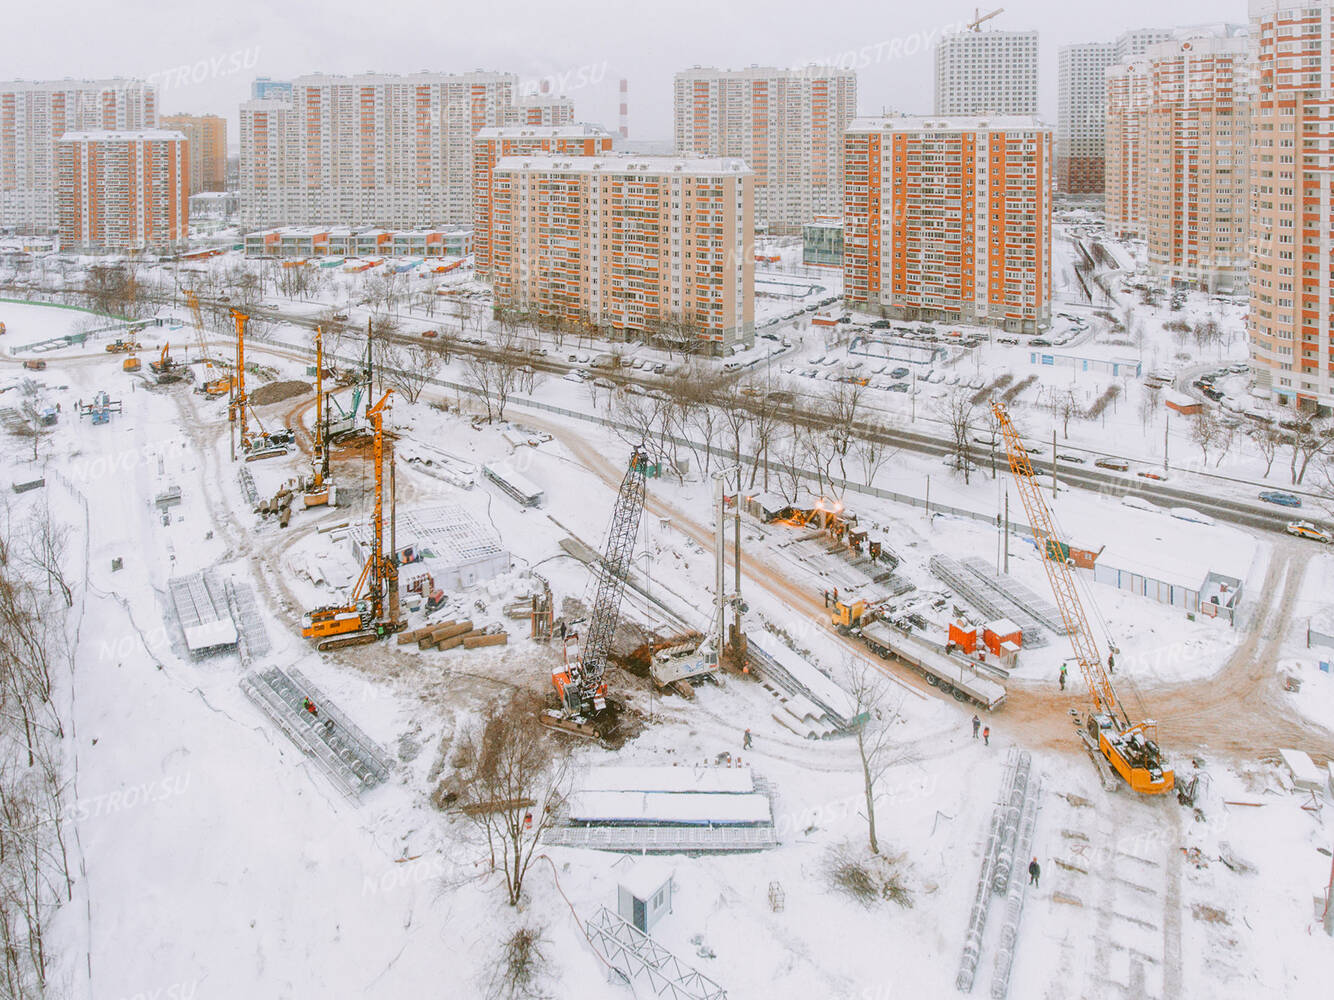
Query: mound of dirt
[[250, 380, 310, 406]]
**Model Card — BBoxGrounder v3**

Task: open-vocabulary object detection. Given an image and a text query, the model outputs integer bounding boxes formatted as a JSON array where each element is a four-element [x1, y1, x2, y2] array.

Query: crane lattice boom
[[570, 448, 649, 705], [992, 403, 1121, 720]]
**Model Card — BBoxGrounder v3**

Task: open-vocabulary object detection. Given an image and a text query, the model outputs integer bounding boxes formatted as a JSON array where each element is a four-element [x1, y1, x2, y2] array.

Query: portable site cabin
[[617, 860, 674, 934]]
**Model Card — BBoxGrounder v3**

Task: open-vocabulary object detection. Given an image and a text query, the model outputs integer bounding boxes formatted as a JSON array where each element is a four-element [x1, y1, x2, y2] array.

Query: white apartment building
[[0, 79, 157, 231], [934, 30, 1039, 116], [239, 71, 518, 229], [673, 66, 856, 234], [1248, 0, 1334, 412], [1057, 29, 1171, 193]]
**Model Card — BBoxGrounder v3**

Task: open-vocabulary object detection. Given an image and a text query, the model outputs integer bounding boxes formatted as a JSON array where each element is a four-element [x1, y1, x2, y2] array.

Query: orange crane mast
[[992, 401, 1173, 795]]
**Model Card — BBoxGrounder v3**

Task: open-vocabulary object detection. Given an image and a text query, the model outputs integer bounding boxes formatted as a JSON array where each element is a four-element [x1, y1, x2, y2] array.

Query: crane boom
[[560, 447, 649, 713], [992, 402, 1173, 794]]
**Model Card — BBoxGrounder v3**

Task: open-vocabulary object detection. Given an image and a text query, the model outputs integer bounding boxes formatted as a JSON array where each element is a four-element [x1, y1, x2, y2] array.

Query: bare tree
[[1139, 383, 1163, 429], [458, 692, 569, 907], [844, 659, 906, 856], [938, 388, 977, 485], [380, 342, 440, 405], [1285, 417, 1334, 486], [1190, 408, 1224, 466], [1249, 423, 1281, 479], [824, 381, 865, 484], [1048, 387, 1081, 440]]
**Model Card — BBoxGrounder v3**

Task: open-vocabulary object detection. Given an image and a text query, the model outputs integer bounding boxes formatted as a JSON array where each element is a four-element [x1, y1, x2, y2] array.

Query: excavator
[[301, 391, 402, 650], [993, 401, 1174, 795], [550, 447, 649, 725]]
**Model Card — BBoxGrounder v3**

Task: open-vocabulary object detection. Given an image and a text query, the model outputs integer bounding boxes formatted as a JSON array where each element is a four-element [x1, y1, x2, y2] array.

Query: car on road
[[1030, 338, 1052, 347], [1286, 520, 1331, 543], [1137, 471, 1169, 481], [1056, 453, 1087, 464], [421, 329, 438, 338], [1260, 490, 1302, 508], [1095, 458, 1130, 471]]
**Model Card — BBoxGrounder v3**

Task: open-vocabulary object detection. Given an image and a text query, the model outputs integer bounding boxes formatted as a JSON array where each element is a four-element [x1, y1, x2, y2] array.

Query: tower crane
[[968, 6, 1004, 31], [992, 402, 1174, 795], [228, 309, 292, 461], [301, 390, 402, 650], [553, 447, 650, 717], [302, 327, 334, 508]]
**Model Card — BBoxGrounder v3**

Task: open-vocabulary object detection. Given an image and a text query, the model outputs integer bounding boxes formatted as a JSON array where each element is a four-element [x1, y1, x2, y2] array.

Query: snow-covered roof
[[577, 765, 754, 795], [475, 124, 613, 140], [848, 114, 1051, 134], [183, 618, 238, 652], [566, 791, 771, 825], [986, 618, 1021, 636], [494, 153, 752, 176], [619, 859, 675, 900]]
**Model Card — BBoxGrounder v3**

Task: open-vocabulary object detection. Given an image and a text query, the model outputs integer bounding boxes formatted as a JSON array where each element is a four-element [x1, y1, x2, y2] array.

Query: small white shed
[[617, 860, 674, 934]]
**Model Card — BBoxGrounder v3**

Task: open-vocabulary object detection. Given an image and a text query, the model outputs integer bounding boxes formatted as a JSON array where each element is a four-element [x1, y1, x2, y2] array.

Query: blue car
[[1259, 490, 1302, 508], [891, 367, 910, 379]]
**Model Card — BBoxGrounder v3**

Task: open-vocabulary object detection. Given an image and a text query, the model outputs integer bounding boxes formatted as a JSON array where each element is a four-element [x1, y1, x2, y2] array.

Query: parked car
[[421, 329, 438, 339], [1138, 471, 1169, 481], [870, 319, 892, 329], [22, 359, 46, 370], [1260, 490, 1303, 508], [1056, 453, 1087, 464], [890, 367, 910, 379], [592, 377, 616, 389], [562, 370, 586, 383], [1030, 338, 1052, 347], [1286, 520, 1331, 543], [1170, 507, 1215, 526], [1095, 458, 1130, 471]]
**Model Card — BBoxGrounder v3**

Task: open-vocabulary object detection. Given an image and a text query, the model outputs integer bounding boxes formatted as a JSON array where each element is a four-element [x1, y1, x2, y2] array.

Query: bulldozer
[[105, 338, 141, 354], [122, 355, 141, 373]]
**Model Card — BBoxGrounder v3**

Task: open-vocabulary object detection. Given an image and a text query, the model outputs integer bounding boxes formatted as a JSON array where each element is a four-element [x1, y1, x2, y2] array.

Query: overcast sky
[[13, 0, 1247, 148]]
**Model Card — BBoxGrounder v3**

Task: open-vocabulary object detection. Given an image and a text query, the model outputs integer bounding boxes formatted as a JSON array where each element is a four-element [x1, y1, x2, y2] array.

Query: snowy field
[[3, 273, 1333, 999]]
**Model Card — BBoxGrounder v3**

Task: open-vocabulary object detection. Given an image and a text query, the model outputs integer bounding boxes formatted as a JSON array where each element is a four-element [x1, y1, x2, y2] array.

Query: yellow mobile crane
[[301, 390, 401, 649], [993, 401, 1174, 795]]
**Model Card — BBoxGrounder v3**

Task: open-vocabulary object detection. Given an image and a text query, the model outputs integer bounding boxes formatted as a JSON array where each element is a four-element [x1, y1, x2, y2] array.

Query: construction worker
[[303, 697, 318, 717], [1059, 665, 1067, 691], [743, 728, 752, 750], [972, 715, 981, 739], [1028, 857, 1041, 888], [1108, 652, 1116, 674], [983, 726, 990, 746]]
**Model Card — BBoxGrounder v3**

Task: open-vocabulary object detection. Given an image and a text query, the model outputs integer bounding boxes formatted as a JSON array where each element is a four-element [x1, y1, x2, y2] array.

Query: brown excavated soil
[[250, 379, 311, 406]]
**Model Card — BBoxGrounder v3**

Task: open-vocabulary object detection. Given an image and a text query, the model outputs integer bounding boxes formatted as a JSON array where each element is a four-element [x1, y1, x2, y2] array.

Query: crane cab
[[301, 603, 367, 640], [1089, 716, 1174, 794], [830, 599, 867, 633]]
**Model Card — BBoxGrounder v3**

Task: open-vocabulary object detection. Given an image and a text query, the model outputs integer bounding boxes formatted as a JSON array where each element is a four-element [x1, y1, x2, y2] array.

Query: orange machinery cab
[[1094, 718, 1174, 794], [302, 603, 366, 640]]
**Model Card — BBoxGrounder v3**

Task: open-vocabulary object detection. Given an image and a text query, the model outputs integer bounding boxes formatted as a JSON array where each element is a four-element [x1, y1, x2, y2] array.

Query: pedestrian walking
[[1028, 857, 1041, 888], [1108, 652, 1116, 674], [743, 728, 752, 750], [972, 715, 981, 739], [983, 726, 990, 746]]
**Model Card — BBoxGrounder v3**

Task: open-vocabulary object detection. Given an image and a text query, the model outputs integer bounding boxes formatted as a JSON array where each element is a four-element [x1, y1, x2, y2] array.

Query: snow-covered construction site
[[2, 224, 1333, 1000]]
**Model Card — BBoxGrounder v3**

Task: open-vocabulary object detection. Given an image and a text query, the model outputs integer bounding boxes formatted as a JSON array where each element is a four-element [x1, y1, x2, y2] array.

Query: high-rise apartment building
[[508, 95, 575, 127], [0, 79, 157, 230], [56, 130, 189, 253], [238, 71, 518, 229], [251, 77, 293, 101], [1248, 0, 1334, 411], [161, 113, 227, 193], [1106, 28, 1251, 291], [673, 66, 856, 234], [489, 155, 754, 352], [1057, 29, 1171, 194], [934, 30, 1039, 116], [843, 116, 1052, 333], [472, 124, 614, 276]]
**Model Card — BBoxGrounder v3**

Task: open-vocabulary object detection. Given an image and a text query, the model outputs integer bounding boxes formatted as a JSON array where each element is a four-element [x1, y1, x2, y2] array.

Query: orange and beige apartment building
[[56, 130, 189, 253], [1, 79, 157, 231], [1105, 29, 1251, 292], [472, 124, 614, 276], [489, 155, 755, 353], [843, 116, 1052, 333], [1248, 0, 1334, 412], [673, 66, 856, 234], [161, 113, 226, 193]]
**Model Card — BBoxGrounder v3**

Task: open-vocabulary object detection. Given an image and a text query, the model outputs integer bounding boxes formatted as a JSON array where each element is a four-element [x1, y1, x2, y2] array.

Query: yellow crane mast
[[992, 401, 1174, 795], [187, 289, 232, 395], [229, 309, 251, 451]]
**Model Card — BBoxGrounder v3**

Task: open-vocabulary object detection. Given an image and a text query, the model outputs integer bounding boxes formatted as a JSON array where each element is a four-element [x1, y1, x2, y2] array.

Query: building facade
[[161, 113, 227, 193], [934, 31, 1039, 117], [843, 116, 1052, 333], [1057, 30, 1171, 194], [251, 77, 292, 101], [489, 155, 754, 352], [1, 79, 157, 230], [472, 124, 614, 276], [1248, 0, 1334, 411], [56, 130, 189, 253], [1106, 28, 1251, 291], [673, 66, 856, 234], [508, 95, 576, 126], [239, 71, 518, 229]]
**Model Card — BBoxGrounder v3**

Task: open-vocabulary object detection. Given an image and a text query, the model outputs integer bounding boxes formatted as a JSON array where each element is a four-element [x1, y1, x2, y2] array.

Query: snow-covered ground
[[5, 267, 1333, 999]]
